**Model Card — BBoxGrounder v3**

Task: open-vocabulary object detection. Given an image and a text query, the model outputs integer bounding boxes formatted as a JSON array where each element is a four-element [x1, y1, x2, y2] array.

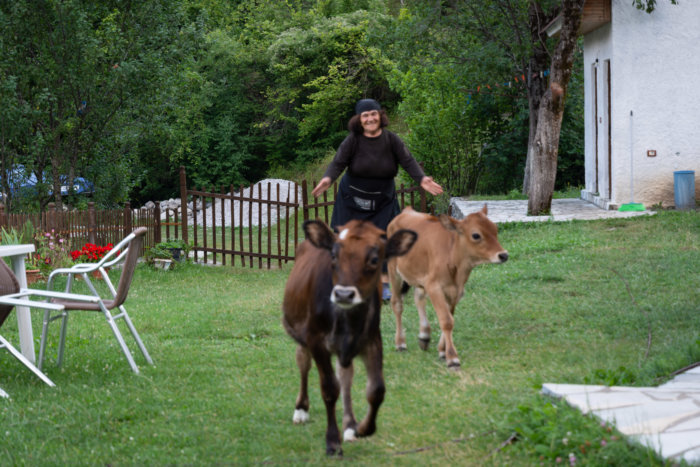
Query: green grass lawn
[[1, 210, 698, 465]]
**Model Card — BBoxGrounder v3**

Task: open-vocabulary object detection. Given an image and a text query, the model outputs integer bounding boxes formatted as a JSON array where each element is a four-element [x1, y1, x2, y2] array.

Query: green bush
[[145, 238, 191, 264], [0, 220, 35, 244]]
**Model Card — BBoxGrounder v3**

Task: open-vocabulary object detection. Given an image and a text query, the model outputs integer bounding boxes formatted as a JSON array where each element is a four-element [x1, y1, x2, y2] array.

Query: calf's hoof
[[292, 409, 309, 424], [357, 420, 377, 437], [326, 432, 342, 456], [447, 360, 461, 371], [395, 344, 407, 352], [326, 445, 343, 456], [418, 337, 430, 351], [343, 428, 357, 442]]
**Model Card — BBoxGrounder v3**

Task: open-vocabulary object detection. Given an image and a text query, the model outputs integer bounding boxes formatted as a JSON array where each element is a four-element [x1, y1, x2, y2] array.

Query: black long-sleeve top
[[322, 131, 425, 185]]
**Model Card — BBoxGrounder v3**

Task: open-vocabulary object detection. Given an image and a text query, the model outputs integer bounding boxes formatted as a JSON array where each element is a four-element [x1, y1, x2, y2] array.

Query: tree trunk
[[522, 2, 552, 194], [527, 0, 585, 215], [51, 151, 63, 209]]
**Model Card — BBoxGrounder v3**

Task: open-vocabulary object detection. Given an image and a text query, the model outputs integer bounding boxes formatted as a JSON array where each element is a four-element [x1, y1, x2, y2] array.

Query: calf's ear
[[303, 220, 335, 251], [386, 229, 417, 259], [438, 214, 459, 232]]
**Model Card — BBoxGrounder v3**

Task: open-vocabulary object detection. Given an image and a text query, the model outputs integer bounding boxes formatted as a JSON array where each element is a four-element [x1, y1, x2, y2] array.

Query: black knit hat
[[355, 98, 381, 115]]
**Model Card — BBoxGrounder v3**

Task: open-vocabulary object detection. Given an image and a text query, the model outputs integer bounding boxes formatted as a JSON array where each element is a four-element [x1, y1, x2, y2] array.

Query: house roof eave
[[543, 0, 611, 37]]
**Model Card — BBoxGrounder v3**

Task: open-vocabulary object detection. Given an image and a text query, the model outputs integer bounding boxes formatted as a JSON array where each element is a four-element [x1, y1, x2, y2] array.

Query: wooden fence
[[0, 166, 428, 269], [0, 201, 157, 254], [173, 166, 428, 269]]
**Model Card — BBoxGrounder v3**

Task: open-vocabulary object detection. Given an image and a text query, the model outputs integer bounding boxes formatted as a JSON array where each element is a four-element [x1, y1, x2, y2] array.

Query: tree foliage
[[633, 0, 678, 14], [1, 0, 615, 210], [0, 0, 202, 209], [383, 0, 583, 197]]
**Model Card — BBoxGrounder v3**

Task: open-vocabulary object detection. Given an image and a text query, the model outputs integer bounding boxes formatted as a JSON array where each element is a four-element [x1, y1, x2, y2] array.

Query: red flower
[[70, 243, 114, 263]]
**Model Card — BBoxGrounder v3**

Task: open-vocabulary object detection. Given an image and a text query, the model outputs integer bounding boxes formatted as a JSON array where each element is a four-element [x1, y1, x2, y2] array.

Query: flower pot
[[167, 248, 182, 262], [153, 258, 174, 270], [25, 269, 43, 285]]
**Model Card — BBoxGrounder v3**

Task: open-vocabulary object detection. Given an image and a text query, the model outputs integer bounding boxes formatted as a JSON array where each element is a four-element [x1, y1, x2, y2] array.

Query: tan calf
[[386, 206, 508, 369]]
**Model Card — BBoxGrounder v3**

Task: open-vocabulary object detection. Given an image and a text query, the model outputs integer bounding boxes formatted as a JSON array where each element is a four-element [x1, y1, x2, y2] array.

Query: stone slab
[[450, 198, 655, 223], [543, 366, 700, 465]]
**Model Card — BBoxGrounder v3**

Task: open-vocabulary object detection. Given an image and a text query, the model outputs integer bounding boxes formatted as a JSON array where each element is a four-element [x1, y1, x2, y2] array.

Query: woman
[[312, 98, 443, 298], [312, 98, 443, 228]]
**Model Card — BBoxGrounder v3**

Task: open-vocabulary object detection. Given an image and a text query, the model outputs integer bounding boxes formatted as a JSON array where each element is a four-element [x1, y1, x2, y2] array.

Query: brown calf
[[282, 219, 416, 455], [387, 206, 508, 369]]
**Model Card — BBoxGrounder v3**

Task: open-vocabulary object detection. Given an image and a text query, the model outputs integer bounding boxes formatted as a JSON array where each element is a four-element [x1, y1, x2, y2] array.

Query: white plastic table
[[0, 244, 37, 363]]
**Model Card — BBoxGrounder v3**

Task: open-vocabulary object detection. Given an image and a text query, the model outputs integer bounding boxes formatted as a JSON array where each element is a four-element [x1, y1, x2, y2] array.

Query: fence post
[[154, 203, 162, 244], [124, 202, 132, 237], [301, 180, 309, 221], [0, 203, 6, 230], [180, 166, 188, 244], [87, 202, 97, 244], [47, 202, 57, 233], [418, 161, 428, 213]]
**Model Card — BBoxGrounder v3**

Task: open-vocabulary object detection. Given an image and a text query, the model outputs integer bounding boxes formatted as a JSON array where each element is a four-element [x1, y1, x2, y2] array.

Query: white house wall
[[583, 0, 700, 208]]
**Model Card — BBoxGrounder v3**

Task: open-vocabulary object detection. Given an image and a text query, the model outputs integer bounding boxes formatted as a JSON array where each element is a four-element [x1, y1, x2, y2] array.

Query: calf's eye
[[367, 255, 379, 267], [331, 245, 340, 262], [471, 232, 482, 241]]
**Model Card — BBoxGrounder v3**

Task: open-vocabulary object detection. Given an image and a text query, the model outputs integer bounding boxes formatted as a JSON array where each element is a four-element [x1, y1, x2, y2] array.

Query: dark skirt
[[330, 173, 400, 232]]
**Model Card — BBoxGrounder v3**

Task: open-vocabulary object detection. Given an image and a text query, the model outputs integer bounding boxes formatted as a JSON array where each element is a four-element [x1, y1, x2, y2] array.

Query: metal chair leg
[[1, 335, 55, 387], [119, 305, 154, 365], [38, 308, 53, 370], [39, 308, 68, 370], [102, 308, 139, 373], [56, 312, 69, 367]]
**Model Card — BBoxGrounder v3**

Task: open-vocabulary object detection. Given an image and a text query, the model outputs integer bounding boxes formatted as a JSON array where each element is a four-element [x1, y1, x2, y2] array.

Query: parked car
[[57, 176, 94, 195], [1, 165, 94, 199]]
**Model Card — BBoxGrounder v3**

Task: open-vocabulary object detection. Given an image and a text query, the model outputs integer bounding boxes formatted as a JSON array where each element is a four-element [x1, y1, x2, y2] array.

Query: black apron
[[330, 173, 400, 232]]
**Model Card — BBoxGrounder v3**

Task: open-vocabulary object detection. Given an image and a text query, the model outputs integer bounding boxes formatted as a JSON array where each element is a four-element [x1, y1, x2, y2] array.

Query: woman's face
[[360, 110, 381, 136]]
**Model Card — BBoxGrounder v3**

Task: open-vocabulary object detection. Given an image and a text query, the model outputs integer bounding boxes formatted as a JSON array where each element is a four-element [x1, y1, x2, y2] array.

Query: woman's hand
[[420, 176, 444, 196], [311, 177, 332, 198]]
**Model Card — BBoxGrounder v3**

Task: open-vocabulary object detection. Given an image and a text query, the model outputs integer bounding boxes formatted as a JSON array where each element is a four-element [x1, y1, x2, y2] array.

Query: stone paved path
[[450, 198, 654, 222], [543, 365, 700, 464], [450, 197, 698, 465]]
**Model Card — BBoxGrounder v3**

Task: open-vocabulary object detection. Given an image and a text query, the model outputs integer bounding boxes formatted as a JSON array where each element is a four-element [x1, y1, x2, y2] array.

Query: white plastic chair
[[0, 227, 153, 374]]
